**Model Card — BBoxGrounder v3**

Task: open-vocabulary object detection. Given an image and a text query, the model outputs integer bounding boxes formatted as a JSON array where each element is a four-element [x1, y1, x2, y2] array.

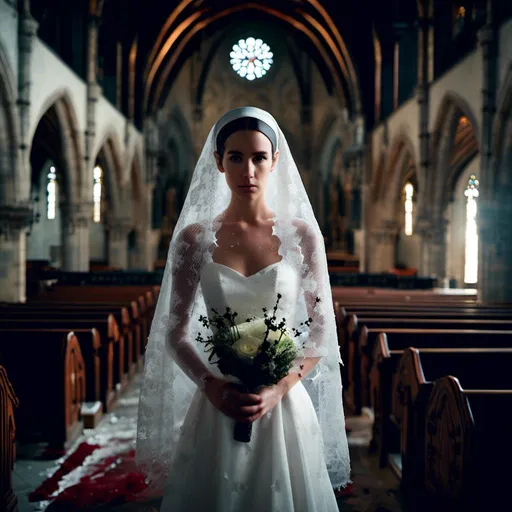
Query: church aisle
[[13, 375, 403, 512]]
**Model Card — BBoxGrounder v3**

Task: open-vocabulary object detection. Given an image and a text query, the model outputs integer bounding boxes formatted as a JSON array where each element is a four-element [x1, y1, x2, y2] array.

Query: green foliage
[[195, 293, 320, 389]]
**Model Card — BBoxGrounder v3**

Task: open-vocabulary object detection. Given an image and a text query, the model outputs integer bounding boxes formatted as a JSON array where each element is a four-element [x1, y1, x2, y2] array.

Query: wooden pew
[[370, 337, 512, 470], [0, 316, 118, 412], [2, 328, 102, 428], [397, 347, 512, 494], [360, 328, 512, 413], [424, 376, 512, 510], [0, 365, 19, 512], [348, 317, 512, 413], [0, 331, 86, 450], [341, 305, 512, 316], [2, 303, 141, 376]]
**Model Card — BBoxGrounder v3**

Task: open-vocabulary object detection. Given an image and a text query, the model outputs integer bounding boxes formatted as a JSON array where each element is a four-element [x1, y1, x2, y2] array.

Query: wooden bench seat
[[0, 365, 19, 512], [369, 338, 512, 470], [2, 304, 141, 376], [345, 316, 512, 413], [424, 377, 512, 510], [397, 347, 512, 493], [0, 316, 119, 412], [0, 330, 85, 450]]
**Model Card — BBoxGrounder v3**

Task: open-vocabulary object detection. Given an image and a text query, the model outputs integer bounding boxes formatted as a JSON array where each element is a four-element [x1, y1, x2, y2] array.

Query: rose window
[[230, 37, 273, 81]]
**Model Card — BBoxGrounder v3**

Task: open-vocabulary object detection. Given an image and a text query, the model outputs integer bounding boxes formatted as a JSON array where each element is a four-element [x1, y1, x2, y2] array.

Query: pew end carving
[[0, 365, 19, 512]]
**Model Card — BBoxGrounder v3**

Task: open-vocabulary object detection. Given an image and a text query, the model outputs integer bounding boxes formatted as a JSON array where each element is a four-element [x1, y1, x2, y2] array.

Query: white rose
[[230, 317, 293, 358], [232, 336, 262, 359]]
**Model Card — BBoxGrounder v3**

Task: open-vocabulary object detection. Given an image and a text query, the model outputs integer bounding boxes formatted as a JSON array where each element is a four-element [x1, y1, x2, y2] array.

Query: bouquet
[[196, 293, 318, 442]]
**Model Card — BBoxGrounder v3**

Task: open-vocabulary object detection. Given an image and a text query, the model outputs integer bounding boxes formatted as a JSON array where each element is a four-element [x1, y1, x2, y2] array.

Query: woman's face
[[214, 130, 279, 200]]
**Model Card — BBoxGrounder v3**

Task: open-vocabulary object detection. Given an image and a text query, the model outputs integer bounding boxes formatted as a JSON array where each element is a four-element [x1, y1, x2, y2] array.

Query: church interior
[[1, 0, 512, 510]]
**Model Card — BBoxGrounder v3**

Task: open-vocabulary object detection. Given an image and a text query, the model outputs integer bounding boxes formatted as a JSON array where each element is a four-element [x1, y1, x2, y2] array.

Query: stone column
[[415, 0, 434, 275], [0, 206, 32, 302], [144, 117, 159, 184], [17, 8, 38, 202], [85, 11, 102, 176], [129, 183, 153, 270], [479, 200, 512, 303], [478, 1, 498, 302], [416, 218, 447, 281], [108, 220, 131, 269], [61, 202, 92, 271], [369, 222, 398, 273], [478, 2, 497, 187]]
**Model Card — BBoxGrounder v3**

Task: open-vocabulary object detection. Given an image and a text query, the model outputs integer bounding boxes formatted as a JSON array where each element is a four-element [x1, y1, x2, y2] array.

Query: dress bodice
[[200, 260, 301, 327]]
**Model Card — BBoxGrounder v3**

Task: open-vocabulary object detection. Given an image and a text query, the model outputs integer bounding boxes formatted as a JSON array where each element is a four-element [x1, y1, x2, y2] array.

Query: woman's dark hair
[[215, 117, 277, 158]]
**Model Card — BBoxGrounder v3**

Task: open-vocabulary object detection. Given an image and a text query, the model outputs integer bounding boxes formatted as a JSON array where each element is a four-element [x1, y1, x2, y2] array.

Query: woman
[[136, 106, 351, 511]]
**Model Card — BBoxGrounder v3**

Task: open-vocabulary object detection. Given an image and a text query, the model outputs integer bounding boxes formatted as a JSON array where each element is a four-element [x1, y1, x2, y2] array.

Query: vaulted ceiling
[[30, 0, 425, 125]]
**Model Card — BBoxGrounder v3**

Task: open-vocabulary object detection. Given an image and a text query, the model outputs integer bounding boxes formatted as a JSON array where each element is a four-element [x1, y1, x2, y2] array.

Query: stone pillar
[[85, 11, 102, 176], [416, 218, 447, 281], [129, 183, 154, 270], [369, 222, 398, 273], [108, 220, 131, 269], [478, 1, 498, 301], [478, 2, 497, 186], [144, 117, 159, 184], [17, 8, 38, 201], [415, 0, 434, 274], [479, 200, 512, 303], [61, 202, 91, 271], [0, 207, 32, 302]]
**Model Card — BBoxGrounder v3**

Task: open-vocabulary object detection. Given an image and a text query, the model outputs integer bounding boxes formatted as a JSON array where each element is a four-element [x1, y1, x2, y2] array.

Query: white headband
[[214, 106, 280, 151]]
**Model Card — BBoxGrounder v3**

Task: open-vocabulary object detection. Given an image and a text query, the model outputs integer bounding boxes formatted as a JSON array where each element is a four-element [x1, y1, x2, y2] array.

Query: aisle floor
[[13, 375, 403, 512]]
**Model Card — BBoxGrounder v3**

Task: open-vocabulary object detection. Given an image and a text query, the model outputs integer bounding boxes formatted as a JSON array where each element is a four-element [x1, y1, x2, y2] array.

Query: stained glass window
[[230, 37, 273, 81], [47, 166, 57, 220], [404, 182, 414, 236], [464, 174, 479, 284], [93, 165, 103, 223]]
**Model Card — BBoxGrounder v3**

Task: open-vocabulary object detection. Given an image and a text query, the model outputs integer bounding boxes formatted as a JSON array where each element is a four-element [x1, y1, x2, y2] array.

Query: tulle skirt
[[160, 382, 338, 512]]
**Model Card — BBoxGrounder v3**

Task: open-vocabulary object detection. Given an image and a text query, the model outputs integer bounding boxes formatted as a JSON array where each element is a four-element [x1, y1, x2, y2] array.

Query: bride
[[136, 106, 351, 511]]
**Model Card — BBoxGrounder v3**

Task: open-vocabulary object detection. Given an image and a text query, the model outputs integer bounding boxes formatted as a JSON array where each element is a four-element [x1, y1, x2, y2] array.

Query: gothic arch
[[429, 91, 479, 217], [0, 38, 19, 205], [144, 1, 361, 115], [491, 63, 512, 192], [29, 90, 84, 202], [381, 131, 417, 209]]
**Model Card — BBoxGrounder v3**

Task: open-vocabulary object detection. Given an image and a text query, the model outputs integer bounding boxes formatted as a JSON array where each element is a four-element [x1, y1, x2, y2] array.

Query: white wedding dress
[[159, 259, 340, 512]]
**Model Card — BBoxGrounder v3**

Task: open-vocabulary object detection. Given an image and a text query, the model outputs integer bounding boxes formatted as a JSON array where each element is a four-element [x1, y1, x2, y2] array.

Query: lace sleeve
[[298, 222, 333, 359], [163, 224, 213, 389]]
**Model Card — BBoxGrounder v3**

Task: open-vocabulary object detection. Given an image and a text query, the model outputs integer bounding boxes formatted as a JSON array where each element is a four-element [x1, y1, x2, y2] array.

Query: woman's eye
[[254, 156, 267, 163], [229, 155, 242, 162]]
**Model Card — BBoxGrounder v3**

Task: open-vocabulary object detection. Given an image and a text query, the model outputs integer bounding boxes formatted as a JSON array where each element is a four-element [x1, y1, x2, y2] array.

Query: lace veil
[[135, 106, 351, 490]]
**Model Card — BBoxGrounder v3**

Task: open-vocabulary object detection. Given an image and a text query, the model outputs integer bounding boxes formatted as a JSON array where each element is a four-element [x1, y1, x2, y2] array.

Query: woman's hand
[[204, 377, 263, 422], [247, 384, 285, 422]]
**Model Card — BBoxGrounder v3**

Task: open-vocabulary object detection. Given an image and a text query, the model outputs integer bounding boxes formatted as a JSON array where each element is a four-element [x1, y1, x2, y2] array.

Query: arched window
[[464, 174, 479, 284], [404, 182, 414, 236], [47, 166, 57, 220], [93, 165, 103, 223], [230, 37, 273, 81]]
